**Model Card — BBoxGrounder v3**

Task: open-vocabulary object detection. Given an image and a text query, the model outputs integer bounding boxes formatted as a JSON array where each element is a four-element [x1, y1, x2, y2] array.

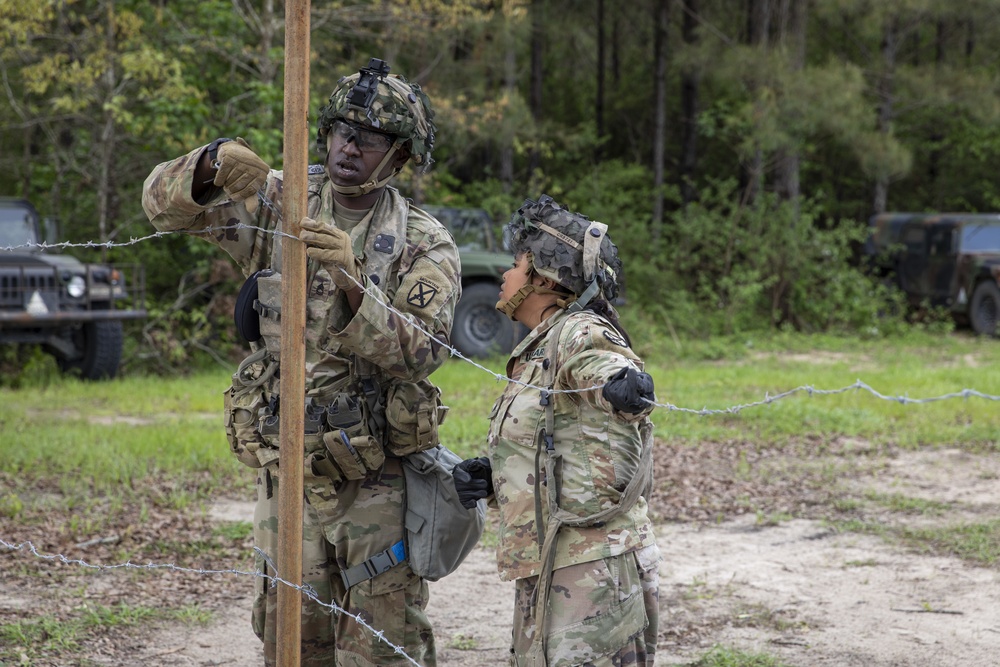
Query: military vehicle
[[422, 205, 527, 357], [0, 198, 147, 378], [866, 212, 1000, 336]]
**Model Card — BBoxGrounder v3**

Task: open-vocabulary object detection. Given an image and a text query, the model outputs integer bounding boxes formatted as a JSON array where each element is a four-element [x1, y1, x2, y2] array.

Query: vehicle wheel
[[58, 320, 124, 380], [451, 282, 517, 358], [970, 281, 1000, 337]]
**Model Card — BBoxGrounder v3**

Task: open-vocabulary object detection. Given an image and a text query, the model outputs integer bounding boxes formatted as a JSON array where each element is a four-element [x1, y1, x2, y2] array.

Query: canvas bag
[[401, 444, 487, 581]]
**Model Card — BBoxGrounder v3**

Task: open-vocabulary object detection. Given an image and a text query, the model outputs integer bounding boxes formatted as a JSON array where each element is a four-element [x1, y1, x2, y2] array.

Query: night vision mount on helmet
[[316, 58, 437, 196], [497, 195, 623, 318]]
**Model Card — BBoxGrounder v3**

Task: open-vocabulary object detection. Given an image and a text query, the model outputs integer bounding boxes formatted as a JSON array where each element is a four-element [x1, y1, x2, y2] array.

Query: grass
[[640, 330, 1000, 449], [0, 330, 996, 662], [2, 331, 996, 482], [435, 330, 999, 458], [687, 645, 793, 667], [831, 517, 1000, 566], [0, 603, 214, 664]]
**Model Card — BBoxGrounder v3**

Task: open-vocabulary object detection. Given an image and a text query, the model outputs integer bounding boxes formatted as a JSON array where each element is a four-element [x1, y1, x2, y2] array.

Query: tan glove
[[300, 217, 363, 290], [213, 137, 268, 207]]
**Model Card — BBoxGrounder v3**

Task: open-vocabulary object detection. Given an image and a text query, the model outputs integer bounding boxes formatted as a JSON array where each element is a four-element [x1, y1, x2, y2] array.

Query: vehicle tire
[[970, 281, 1000, 337], [451, 282, 518, 358], [58, 320, 124, 380]]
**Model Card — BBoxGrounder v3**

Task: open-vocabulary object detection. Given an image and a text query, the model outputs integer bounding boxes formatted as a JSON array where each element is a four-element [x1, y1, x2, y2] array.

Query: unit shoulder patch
[[406, 278, 440, 309]]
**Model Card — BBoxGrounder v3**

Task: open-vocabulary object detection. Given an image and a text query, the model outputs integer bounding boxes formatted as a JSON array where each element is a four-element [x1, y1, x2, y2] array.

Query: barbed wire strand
[[0, 538, 422, 666], [646, 379, 1000, 415], [6, 197, 999, 408]]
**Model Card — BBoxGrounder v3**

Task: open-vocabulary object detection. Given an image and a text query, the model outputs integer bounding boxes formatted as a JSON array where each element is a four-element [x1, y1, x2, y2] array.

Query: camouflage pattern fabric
[[510, 545, 660, 667], [487, 309, 657, 582], [142, 144, 460, 666], [253, 460, 435, 667], [503, 196, 623, 303], [486, 309, 660, 663], [316, 73, 436, 166]]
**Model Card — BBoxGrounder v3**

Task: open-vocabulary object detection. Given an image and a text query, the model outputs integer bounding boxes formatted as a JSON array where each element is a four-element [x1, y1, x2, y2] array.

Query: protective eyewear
[[330, 119, 395, 153]]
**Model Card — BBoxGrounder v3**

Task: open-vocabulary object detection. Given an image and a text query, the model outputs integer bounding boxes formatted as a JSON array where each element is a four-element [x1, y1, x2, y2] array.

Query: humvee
[[866, 212, 1000, 336], [0, 198, 147, 378], [422, 205, 527, 358]]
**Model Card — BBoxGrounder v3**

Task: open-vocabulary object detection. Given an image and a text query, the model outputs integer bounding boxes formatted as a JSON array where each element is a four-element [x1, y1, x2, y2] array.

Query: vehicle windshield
[[0, 206, 39, 250], [424, 206, 496, 252], [960, 223, 1000, 252]]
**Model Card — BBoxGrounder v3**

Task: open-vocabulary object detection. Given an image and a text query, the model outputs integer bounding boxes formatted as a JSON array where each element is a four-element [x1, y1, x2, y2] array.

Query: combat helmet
[[497, 194, 622, 319], [316, 58, 437, 196]]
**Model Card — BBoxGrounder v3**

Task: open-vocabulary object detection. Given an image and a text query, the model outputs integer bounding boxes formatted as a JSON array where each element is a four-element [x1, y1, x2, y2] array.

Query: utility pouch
[[254, 271, 283, 359], [401, 445, 485, 581], [224, 386, 266, 468], [223, 349, 276, 468], [385, 379, 449, 456]]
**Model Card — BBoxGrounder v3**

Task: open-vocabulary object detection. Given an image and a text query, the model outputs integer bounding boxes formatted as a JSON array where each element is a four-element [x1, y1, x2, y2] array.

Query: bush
[[664, 179, 901, 336]]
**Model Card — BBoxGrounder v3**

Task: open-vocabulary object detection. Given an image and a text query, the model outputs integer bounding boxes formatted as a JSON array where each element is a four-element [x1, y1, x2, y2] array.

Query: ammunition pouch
[[320, 393, 385, 481], [384, 378, 449, 456], [258, 391, 387, 484]]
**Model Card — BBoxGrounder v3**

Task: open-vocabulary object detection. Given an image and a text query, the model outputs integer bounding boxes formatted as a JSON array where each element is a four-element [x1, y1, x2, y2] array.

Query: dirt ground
[[3, 441, 1000, 666]]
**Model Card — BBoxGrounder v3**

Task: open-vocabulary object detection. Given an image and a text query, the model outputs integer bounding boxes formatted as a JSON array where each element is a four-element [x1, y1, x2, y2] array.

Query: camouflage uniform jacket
[[141, 145, 461, 477], [487, 309, 656, 582]]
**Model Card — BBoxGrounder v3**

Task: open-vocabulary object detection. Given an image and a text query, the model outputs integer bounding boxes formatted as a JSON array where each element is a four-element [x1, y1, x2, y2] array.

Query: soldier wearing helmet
[[142, 59, 460, 666], [454, 196, 662, 666]]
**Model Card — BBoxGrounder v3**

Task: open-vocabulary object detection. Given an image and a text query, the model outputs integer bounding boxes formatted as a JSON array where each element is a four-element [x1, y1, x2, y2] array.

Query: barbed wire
[[646, 379, 1000, 415], [5, 199, 1000, 410], [0, 538, 423, 666]]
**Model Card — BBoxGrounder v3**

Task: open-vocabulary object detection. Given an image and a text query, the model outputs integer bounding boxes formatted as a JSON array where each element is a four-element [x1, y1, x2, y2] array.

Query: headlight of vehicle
[[66, 275, 87, 298]]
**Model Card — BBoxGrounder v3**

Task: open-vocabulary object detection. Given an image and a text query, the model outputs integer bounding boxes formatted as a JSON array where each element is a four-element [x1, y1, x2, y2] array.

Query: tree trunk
[[651, 0, 670, 238], [774, 0, 806, 208], [596, 0, 606, 160], [928, 19, 945, 208], [679, 0, 700, 206], [528, 0, 544, 176], [743, 0, 770, 205], [873, 16, 898, 215], [500, 3, 517, 191], [97, 0, 116, 261]]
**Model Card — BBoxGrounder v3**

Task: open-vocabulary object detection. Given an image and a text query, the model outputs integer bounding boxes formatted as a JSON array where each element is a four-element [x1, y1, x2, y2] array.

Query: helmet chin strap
[[496, 284, 566, 321], [328, 138, 404, 197]]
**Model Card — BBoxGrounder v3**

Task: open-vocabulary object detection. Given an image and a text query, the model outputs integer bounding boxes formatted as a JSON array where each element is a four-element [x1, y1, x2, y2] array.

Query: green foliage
[[4, 1, 1000, 374], [663, 179, 900, 336]]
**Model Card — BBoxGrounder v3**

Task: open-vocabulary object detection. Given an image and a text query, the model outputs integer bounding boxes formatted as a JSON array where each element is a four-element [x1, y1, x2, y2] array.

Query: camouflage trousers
[[252, 458, 436, 666], [509, 544, 660, 667]]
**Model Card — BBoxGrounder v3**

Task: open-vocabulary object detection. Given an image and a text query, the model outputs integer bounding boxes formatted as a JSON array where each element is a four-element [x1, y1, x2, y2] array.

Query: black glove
[[452, 457, 494, 510], [602, 366, 655, 414]]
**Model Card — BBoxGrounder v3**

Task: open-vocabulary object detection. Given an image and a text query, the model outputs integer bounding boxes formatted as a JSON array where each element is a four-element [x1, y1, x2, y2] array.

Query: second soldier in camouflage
[[453, 195, 662, 667]]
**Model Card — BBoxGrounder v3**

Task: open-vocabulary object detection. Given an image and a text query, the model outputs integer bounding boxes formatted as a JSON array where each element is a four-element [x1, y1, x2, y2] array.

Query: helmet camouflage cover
[[503, 195, 623, 304], [316, 59, 436, 166]]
